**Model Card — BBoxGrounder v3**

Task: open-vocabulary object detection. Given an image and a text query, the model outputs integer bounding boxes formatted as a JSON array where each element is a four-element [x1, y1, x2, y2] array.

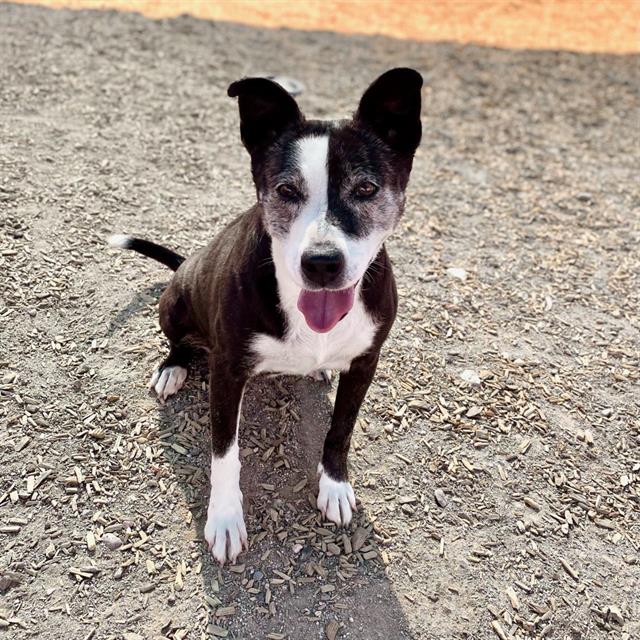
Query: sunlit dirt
[[11, 0, 640, 54]]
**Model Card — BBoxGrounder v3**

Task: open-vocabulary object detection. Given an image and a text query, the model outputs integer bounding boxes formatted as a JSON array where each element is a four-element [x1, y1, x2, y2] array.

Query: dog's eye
[[276, 183, 300, 201], [354, 181, 379, 199]]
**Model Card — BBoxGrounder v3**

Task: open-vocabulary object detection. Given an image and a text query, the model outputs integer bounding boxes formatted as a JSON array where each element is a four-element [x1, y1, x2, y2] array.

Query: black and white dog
[[109, 68, 422, 564]]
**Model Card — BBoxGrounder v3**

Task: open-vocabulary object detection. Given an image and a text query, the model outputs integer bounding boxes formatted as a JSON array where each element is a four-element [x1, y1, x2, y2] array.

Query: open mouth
[[297, 285, 356, 333]]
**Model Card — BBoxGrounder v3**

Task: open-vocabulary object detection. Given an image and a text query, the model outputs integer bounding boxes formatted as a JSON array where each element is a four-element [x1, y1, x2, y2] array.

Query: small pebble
[[434, 488, 448, 508], [266, 75, 305, 96], [460, 369, 481, 385], [102, 533, 123, 550], [606, 605, 624, 625], [446, 267, 467, 281]]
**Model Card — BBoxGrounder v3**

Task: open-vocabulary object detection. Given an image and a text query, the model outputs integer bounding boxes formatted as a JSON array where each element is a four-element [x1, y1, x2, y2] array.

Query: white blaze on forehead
[[274, 134, 337, 287], [295, 135, 329, 218]]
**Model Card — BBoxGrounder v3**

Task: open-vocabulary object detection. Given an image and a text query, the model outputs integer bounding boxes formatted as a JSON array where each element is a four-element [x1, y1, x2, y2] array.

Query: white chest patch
[[251, 293, 377, 376]]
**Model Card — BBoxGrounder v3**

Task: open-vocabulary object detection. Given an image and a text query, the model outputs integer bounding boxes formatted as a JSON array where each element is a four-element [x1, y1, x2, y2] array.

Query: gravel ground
[[1, 4, 638, 640]]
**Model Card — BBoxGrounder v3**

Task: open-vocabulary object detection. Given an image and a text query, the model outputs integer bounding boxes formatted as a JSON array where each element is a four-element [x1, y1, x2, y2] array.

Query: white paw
[[204, 491, 247, 565], [317, 463, 356, 526], [309, 369, 333, 383], [149, 365, 187, 402]]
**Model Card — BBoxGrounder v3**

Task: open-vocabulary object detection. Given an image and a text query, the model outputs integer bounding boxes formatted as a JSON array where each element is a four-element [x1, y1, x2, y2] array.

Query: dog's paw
[[317, 463, 356, 526], [309, 369, 332, 384], [149, 366, 187, 402], [204, 491, 247, 565]]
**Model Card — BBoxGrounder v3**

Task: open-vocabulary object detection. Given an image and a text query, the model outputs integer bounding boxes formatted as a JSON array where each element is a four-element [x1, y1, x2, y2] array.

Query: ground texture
[[0, 4, 638, 640]]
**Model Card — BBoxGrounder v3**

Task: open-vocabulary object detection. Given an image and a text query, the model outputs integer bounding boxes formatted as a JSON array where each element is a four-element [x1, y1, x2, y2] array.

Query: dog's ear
[[228, 78, 303, 155], [354, 68, 422, 154]]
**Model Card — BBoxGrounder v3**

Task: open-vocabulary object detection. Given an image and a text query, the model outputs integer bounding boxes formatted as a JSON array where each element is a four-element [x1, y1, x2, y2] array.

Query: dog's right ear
[[354, 68, 422, 154], [228, 78, 303, 155]]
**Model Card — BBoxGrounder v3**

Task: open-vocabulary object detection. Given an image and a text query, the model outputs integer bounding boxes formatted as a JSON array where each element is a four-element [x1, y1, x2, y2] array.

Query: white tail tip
[[107, 233, 132, 249]]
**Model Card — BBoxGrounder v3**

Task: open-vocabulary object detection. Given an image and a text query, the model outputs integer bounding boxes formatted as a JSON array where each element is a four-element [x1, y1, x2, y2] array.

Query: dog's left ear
[[228, 77, 303, 155], [354, 68, 422, 154]]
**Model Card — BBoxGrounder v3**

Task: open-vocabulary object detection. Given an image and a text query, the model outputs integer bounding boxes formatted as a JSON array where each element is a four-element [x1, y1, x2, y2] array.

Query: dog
[[109, 68, 422, 564]]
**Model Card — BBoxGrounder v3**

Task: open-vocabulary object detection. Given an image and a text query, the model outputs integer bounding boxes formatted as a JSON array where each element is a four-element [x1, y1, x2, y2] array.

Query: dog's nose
[[301, 250, 345, 287]]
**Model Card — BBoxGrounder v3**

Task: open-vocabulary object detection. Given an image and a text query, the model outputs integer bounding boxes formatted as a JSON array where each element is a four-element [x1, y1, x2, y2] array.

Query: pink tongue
[[297, 286, 356, 333]]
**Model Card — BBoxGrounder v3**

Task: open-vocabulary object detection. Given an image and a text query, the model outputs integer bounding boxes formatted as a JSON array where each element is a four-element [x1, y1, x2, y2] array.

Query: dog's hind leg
[[149, 342, 193, 402], [150, 288, 197, 402]]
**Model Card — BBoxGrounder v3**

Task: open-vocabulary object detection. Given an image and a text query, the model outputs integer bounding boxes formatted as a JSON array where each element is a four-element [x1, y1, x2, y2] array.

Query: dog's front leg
[[318, 352, 379, 526], [204, 361, 248, 565]]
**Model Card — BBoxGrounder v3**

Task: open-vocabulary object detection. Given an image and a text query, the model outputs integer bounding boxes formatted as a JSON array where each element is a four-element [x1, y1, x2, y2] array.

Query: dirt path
[[1, 3, 638, 639]]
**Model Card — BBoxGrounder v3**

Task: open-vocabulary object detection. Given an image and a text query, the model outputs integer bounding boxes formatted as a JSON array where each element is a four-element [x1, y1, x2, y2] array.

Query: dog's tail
[[107, 234, 185, 271]]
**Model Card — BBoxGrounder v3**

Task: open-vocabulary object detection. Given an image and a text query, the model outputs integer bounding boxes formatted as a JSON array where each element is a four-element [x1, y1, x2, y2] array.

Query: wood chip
[[560, 558, 579, 581], [524, 496, 541, 512], [491, 620, 509, 640], [86, 531, 96, 552], [506, 585, 520, 610], [351, 527, 368, 552], [292, 478, 307, 493], [325, 620, 340, 640]]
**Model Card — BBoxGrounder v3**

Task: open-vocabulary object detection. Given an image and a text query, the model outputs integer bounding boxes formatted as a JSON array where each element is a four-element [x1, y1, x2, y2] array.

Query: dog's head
[[228, 68, 422, 332]]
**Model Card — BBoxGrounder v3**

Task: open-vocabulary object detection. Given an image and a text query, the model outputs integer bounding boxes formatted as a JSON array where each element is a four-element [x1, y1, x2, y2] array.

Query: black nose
[[301, 250, 345, 287]]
